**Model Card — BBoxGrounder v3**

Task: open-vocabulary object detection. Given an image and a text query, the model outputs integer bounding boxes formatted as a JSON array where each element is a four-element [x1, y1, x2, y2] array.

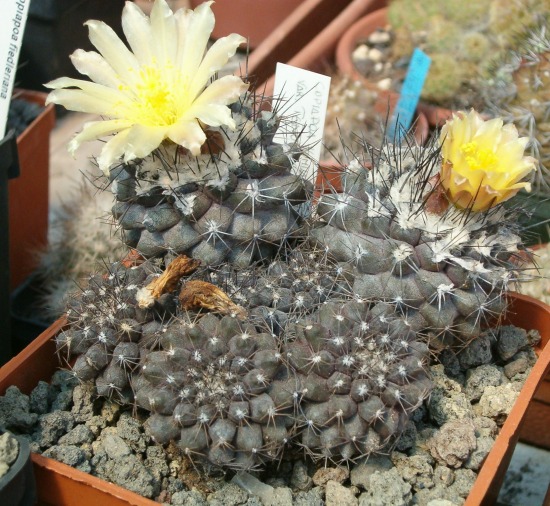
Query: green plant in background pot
[[387, 0, 548, 109]]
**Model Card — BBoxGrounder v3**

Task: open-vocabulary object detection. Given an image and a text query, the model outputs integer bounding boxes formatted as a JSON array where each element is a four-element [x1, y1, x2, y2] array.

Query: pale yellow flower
[[45, 0, 248, 174], [439, 109, 537, 211]]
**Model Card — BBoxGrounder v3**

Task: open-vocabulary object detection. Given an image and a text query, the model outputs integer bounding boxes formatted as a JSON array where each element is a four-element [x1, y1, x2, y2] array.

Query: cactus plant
[[311, 110, 536, 349], [45, 0, 313, 268], [45, 0, 541, 474]]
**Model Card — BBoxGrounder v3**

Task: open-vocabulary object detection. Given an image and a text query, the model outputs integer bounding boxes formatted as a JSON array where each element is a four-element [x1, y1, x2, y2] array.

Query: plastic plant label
[[273, 63, 331, 185], [0, 0, 30, 139], [388, 48, 431, 143]]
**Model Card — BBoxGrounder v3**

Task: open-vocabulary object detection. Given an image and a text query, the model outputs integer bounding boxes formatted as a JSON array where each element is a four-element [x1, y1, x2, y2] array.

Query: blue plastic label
[[388, 48, 431, 143]]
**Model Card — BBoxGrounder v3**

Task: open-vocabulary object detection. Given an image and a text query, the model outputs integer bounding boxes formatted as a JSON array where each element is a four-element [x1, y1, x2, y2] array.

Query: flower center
[[132, 65, 182, 126], [460, 141, 498, 171]]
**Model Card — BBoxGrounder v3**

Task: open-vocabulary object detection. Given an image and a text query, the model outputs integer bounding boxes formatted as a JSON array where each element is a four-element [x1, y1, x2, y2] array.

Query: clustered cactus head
[[311, 116, 535, 348], [440, 109, 537, 211], [45, 0, 249, 174], [46, 0, 313, 269], [58, 250, 432, 470]]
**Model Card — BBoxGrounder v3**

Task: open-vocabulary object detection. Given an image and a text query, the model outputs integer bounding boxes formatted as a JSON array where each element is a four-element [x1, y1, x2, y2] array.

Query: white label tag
[[0, 0, 30, 139], [273, 63, 331, 184]]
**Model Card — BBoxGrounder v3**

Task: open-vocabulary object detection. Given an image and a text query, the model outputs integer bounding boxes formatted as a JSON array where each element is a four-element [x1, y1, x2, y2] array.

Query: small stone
[[294, 487, 325, 506], [326, 480, 358, 506], [464, 364, 504, 402], [103, 434, 132, 460], [34, 410, 75, 448], [232, 472, 292, 506], [93, 454, 160, 499], [351, 455, 393, 489], [367, 47, 383, 62], [312, 466, 349, 486], [52, 389, 74, 412], [42, 444, 91, 473], [58, 424, 94, 446], [85, 415, 108, 437], [71, 383, 96, 423], [395, 421, 417, 452], [171, 490, 207, 506], [447, 468, 477, 498], [377, 78, 392, 91], [429, 419, 476, 468], [290, 460, 312, 491], [358, 467, 412, 505], [392, 452, 434, 491], [433, 465, 454, 487], [496, 326, 530, 361], [474, 384, 520, 423], [464, 436, 494, 471], [352, 44, 370, 62], [29, 381, 51, 415], [0, 386, 38, 431], [503, 353, 530, 379], [368, 30, 391, 45], [0, 432, 19, 473], [472, 416, 498, 438], [458, 334, 493, 369]]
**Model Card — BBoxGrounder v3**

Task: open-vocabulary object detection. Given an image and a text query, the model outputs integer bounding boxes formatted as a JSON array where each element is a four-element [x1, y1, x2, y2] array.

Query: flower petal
[[193, 75, 249, 107], [190, 34, 247, 98], [69, 49, 120, 88], [121, 1, 154, 65], [85, 19, 140, 87], [98, 129, 132, 174], [168, 120, 206, 155], [150, 0, 177, 67], [68, 119, 134, 155], [123, 124, 168, 161], [175, 1, 215, 84], [46, 89, 118, 115]]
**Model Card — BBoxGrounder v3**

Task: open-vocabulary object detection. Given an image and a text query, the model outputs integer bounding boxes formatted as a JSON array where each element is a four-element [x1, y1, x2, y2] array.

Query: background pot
[[0, 434, 36, 506], [334, 7, 454, 127], [189, 0, 302, 49], [0, 293, 549, 505], [9, 90, 55, 291]]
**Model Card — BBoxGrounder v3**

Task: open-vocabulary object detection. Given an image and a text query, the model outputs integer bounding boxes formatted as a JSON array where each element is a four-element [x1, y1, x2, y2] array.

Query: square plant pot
[[9, 90, 55, 291], [0, 293, 548, 505]]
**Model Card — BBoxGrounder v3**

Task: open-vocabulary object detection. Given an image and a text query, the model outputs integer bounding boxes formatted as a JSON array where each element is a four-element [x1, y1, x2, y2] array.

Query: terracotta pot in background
[[334, 7, 454, 127], [189, 0, 303, 49], [9, 90, 55, 291], [0, 434, 36, 506], [0, 293, 548, 505]]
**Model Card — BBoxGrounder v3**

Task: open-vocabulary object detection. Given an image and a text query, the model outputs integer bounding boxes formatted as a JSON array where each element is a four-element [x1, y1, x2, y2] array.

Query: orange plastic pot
[[1, 293, 549, 505], [9, 90, 55, 290], [334, 7, 454, 127]]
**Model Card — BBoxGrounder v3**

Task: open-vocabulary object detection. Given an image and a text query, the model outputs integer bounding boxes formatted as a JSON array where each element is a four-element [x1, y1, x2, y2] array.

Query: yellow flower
[[45, 0, 248, 174], [439, 109, 537, 211]]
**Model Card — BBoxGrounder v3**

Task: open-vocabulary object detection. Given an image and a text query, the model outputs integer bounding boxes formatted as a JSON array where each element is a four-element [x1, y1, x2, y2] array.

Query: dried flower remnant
[[45, 0, 248, 173], [439, 109, 537, 211], [136, 255, 200, 308], [179, 280, 248, 319]]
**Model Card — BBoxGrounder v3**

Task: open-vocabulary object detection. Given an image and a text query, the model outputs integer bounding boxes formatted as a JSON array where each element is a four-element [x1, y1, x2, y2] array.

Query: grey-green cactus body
[[109, 94, 312, 267], [311, 146, 527, 348], [58, 247, 432, 470]]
